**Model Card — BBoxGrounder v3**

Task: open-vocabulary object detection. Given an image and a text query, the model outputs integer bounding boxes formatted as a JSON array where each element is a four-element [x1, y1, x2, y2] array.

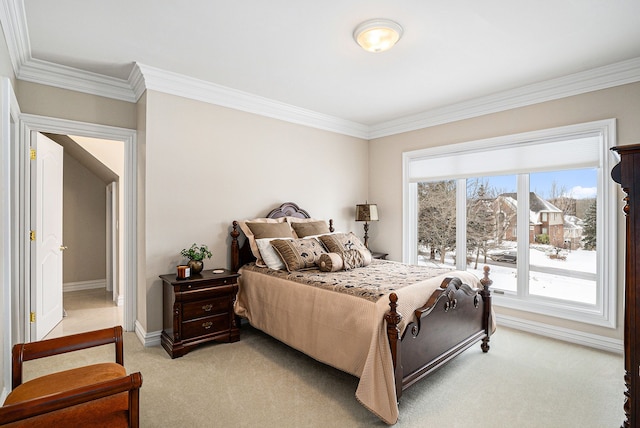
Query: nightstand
[[160, 269, 240, 358], [371, 251, 388, 260]]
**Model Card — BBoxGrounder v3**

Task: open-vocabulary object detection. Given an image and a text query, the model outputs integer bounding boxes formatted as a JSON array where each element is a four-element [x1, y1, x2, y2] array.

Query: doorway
[[17, 115, 137, 343], [39, 133, 125, 339]]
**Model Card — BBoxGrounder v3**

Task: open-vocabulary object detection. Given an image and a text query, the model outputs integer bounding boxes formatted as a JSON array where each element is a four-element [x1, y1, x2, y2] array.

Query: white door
[[31, 132, 64, 340]]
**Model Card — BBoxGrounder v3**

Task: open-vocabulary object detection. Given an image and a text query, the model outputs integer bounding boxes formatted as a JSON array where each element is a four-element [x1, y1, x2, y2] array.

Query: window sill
[[492, 293, 616, 329]]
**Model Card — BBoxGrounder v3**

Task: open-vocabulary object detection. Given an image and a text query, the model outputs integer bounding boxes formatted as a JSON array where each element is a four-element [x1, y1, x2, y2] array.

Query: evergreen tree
[[582, 200, 597, 250]]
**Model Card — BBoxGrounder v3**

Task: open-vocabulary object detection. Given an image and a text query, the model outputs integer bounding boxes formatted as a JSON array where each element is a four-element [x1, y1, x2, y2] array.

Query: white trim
[[496, 314, 623, 354], [18, 58, 137, 102], [134, 320, 161, 347], [1, 77, 19, 395], [370, 57, 640, 139], [131, 63, 370, 139], [0, 0, 30, 77], [18, 114, 137, 332], [63, 279, 106, 292], [403, 119, 617, 328]]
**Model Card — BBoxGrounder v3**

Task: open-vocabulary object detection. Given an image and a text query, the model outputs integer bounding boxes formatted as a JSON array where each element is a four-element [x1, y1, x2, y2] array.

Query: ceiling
[[10, 1, 640, 131]]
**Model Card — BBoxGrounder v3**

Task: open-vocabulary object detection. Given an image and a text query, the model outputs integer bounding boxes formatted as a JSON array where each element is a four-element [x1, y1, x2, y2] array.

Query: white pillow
[[255, 238, 286, 270]]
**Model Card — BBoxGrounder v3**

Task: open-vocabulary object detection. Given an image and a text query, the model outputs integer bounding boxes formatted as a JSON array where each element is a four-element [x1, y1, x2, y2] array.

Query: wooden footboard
[[386, 266, 492, 400]]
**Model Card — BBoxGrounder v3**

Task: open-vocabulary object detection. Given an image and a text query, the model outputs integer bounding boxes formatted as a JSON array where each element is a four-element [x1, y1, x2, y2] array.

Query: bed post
[[480, 265, 493, 352], [231, 221, 240, 273], [385, 293, 403, 400]]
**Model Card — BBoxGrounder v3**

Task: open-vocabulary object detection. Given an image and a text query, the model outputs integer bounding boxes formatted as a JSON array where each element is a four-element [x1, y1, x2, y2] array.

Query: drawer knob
[[202, 304, 213, 312], [202, 321, 213, 330]]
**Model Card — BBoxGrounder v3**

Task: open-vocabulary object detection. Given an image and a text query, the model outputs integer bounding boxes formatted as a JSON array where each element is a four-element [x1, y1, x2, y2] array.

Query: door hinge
[[30, 312, 36, 323], [30, 148, 36, 160], [30, 230, 36, 241]]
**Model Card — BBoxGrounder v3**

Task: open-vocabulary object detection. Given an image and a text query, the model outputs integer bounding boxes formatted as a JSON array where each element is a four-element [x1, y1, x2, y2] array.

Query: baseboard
[[63, 279, 106, 292], [495, 313, 623, 354], [134, 320, 162, 347]]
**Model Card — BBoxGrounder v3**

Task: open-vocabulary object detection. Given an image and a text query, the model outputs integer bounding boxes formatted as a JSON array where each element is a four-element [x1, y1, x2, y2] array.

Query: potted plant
[[180, 243, 212, 274]]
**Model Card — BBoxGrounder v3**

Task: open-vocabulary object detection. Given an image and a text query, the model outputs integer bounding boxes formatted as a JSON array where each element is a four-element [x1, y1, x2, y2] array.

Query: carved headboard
[[230, 202, 333, 272], [265, 202, 310, 219]]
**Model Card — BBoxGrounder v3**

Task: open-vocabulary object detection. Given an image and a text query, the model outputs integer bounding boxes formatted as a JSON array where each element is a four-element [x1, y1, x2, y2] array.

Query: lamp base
[[363, 222, 370, 248]]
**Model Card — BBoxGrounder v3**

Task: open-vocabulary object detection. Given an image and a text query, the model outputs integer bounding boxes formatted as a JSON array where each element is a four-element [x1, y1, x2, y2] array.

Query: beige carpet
[[23, 325, 623, 427]]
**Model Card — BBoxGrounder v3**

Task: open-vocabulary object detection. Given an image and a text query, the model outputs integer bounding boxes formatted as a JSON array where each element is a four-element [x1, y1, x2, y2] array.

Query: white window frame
[[402, 119, 618, 328]]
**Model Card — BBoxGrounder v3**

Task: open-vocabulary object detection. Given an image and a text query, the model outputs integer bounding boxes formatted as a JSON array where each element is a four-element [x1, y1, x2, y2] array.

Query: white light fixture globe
[[353, 19, 403, 53]]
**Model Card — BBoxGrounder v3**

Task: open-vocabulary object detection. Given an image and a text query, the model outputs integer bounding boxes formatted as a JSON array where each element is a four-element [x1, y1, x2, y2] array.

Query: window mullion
[[516, 174, 530, 299], [456, 178, 467, 271]]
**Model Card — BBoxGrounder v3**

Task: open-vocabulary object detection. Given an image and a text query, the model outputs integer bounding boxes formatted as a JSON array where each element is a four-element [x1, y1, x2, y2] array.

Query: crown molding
[[0, 0, 30, 75], [131, 63, 370, 139], [369, 57, 640, 139], [18, 58, 137, 102], [10, 54, 640, 140]]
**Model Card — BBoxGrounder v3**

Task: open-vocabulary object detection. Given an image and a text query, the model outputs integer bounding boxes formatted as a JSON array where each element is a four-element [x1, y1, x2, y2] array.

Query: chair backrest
[[12, 326, 124, 389]]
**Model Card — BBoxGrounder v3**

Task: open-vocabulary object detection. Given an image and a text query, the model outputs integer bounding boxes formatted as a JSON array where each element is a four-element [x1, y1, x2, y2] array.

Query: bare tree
[[418, 181, 456, 264], [467, 179, 497, 268], [548, 180, 576, 216]]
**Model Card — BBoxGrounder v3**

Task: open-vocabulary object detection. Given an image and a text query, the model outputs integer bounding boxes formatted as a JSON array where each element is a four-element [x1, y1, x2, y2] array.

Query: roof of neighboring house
[[500, 192, 563, 213], [564, 215, 584, 230], [498, 192, 564, 225]]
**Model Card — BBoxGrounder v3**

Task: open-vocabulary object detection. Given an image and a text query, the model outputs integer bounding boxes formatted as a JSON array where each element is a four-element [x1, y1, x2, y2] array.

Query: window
[[403, 120, 617, 327]]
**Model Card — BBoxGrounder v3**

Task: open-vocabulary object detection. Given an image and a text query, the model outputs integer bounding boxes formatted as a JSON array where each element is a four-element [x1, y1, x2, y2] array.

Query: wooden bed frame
[[230, 202, 492, 402]]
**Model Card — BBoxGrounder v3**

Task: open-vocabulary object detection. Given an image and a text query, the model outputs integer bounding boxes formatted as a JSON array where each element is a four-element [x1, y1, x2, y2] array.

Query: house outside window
[[403, 120, 617, 328]]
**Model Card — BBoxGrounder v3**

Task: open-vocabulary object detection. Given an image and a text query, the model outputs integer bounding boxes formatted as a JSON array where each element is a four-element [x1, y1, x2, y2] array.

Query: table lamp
[[355, 203, 379, 248]]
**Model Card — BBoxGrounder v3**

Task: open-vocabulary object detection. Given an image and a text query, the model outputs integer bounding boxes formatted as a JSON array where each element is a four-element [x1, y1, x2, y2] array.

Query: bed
[[230, 202, 493, 424]]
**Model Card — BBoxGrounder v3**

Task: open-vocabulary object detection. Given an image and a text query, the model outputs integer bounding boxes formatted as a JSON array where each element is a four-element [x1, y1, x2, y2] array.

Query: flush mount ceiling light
[[353, 19, 403, 53]]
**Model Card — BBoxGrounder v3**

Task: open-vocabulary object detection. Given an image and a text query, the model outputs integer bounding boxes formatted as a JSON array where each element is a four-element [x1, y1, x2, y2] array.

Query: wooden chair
[[0, 326, 142, 427]]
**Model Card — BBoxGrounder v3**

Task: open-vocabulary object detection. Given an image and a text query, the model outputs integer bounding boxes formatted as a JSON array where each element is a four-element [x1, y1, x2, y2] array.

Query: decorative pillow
[[318, 232, 369, 255], [270, 238, 327, 272], [342, 248, 372, 270], [245, 221, 293, 238], [255, 238, 286, 270], [290, 220, 331, 238], [237, 218, 292, 267], [317, 249, 372, 271], [317, 253, 343, 272]]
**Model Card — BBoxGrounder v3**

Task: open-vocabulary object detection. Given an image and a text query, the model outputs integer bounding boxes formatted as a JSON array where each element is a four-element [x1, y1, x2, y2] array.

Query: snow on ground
[[418, 243, 597, 304]]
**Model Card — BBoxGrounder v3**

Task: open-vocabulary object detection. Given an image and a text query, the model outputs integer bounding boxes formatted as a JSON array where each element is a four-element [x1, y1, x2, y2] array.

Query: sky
[[475, 168, 598, 200]]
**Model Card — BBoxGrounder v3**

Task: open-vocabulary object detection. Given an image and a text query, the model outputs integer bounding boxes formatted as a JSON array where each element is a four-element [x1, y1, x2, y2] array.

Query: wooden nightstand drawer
[[161, 269, 241, 358], [178, 275, 237, 291], [182, 313, 229, 339], [182, 296, 229, 320]]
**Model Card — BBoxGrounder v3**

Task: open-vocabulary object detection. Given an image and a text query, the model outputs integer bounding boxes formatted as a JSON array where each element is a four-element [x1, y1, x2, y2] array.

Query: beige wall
[[136, 92, 148, 331], [72, 136, 125, 300], [16, 81, 136, 130], [140, 90, 369, 333], [63, 152, 107, 283], [369, 82, 640, 341]]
